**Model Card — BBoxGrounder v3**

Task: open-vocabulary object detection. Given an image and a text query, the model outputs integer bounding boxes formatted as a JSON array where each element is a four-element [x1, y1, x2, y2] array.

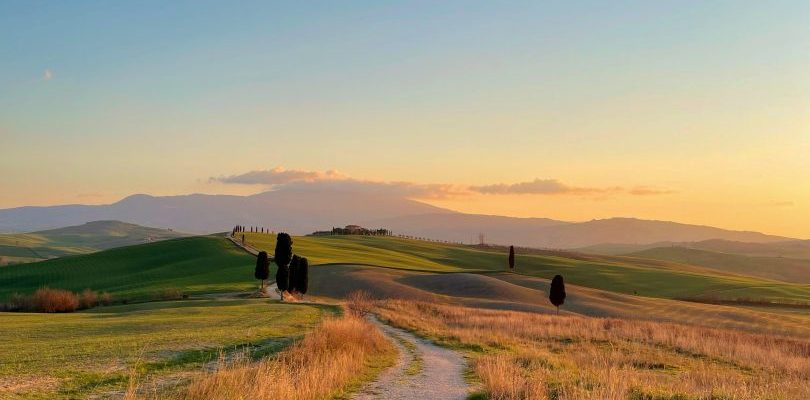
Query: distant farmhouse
[[311, 225, 391, 236]]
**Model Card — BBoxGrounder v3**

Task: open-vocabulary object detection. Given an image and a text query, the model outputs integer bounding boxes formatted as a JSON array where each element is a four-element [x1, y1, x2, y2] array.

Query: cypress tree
[[508, 245, 515, 271], [274, 233, 293, 295], [254, 251, 270, 290], [288, 255, 300, 293], [297, 257, 309, 297], [549, 274, 566, 314]]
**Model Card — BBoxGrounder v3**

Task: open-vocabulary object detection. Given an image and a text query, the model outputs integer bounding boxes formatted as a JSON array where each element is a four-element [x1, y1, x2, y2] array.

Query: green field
[[4, 231, 809, 305], [0, 235, 255, 302], [0, 299, 331, 399], [242, 233, 810, 303], [627, 246, 810, 284], [0, 221, 187, 265]]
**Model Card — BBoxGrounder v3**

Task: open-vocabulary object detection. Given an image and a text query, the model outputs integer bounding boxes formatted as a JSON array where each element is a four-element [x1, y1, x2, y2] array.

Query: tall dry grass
[[179, 314, 394, 400], [376, 300, 810, 400]]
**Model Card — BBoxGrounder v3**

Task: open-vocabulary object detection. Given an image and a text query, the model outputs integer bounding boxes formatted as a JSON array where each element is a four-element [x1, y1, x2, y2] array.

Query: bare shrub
[[154, 288, 184, 301], [6, 292, 32, 311], [79, 289, 99, 309], [99, 292, 113, 306], [183, 314, 394, 399], [32, 288, 79, 313], [346, 290, 374, 317]]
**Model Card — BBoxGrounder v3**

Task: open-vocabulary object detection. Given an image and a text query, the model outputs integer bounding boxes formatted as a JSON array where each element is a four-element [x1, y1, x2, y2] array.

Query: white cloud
[[42, 69, 53, 81], [211, 167, 672, 199], [470, 179, 622, 195], [210, 167, 345, 185]]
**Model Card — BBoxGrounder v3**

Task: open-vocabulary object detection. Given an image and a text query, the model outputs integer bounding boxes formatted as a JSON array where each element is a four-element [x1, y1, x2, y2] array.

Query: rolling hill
[[0, 235, 255, 301], [577, 238, 810, 259], [2, 231, 809, 340], [239, 233, 810, 304], [626, 246, 810, 284], [0, 220, 187, 265]]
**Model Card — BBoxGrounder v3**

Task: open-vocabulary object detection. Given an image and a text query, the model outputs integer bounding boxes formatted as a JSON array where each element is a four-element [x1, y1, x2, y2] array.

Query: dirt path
[[353, 316, 470, 400]]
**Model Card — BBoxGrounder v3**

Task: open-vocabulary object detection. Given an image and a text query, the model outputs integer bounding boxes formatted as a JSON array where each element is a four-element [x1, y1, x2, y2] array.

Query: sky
[[1, 1, 809, 238]]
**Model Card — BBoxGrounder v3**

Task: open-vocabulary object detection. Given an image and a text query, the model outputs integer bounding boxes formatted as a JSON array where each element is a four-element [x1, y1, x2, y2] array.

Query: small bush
[[7, 292, 32, 311], [154, 288, 184, 301], [79, 289, 99, 309], [99, 292, 113, 306], [346, 290, 374, 317], [32, 287, 79, 313]]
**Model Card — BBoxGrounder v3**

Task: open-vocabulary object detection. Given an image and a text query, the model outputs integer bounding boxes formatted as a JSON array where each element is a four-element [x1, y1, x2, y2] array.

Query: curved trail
[[226, 234, 470, 398], [353, 316, 470, 400]]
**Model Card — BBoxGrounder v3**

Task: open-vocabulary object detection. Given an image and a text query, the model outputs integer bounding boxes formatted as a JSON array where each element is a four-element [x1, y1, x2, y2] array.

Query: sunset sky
[[1, 1, 809, 238]]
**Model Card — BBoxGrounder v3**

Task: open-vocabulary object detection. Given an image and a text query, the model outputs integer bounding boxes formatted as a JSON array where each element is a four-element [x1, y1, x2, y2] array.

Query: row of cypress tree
[[233, 225, 271, 235]]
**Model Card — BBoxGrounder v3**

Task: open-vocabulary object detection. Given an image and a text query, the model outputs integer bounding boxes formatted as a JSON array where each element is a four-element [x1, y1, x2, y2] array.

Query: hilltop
[[0, 220, 188, 265]]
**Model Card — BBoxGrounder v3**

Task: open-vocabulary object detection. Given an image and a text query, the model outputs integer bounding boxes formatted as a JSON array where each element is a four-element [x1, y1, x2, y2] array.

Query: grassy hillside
[[0, 235, 255, 302], [628, 246, 810, 284], [302, 264, 810, 337], [377, 300, 810, 399], [242, 233, 810, 304], [686, 239, 810, 259], [0, 220, 187, 265], [0, 299, 329, 399]]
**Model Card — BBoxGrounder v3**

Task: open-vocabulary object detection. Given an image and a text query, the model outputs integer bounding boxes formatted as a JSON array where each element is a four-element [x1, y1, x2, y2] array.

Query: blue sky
[[1, 1, 809, 236]]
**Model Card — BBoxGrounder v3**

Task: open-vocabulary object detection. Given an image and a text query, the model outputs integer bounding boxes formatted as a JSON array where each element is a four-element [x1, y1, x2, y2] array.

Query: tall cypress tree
[[288, 255, 300, 293], [297, 257, 309, 298], [549, 275, 566, 314], [254, 251, 270, 290], [508, 245, 515, 271], [274, 233, 293, 297]]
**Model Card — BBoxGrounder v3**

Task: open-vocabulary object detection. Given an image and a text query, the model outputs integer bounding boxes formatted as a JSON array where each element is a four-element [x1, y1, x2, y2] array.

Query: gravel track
[[353, 316, 470, 400]]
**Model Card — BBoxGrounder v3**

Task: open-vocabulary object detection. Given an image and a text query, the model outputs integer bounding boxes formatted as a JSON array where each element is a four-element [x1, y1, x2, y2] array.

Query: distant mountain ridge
[[0, 190, 452, 234], [374, 215, 791, 248], [0, 189, 796, 248]]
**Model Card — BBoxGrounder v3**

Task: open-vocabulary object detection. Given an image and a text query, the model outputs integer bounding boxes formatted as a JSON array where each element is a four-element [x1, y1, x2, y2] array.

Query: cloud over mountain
[[211, 167, 672, 199]]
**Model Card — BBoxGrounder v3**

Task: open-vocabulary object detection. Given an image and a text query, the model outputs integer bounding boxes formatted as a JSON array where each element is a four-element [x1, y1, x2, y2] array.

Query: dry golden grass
[[177, 314, 395, 400], [376, 300, 810, 400]]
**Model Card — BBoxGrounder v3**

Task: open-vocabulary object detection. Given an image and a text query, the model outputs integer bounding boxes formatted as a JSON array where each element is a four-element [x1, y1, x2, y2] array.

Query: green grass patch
[[243, 233, 810, 304], [0, 299, 328, 399], [0, 235, 256, 302]]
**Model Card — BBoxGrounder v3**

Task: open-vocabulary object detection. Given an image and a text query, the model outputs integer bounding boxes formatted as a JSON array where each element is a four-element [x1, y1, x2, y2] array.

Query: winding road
[[353, 316, 470, 400], [226, 233, 471, 399]]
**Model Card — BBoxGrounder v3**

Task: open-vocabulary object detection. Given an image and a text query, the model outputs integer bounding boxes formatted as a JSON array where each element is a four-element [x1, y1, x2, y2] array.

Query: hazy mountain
[[368, 213, 570, 244], [0, 190, 794, 248], [377, 215, 791, 248], [0, 190, 453, 234]]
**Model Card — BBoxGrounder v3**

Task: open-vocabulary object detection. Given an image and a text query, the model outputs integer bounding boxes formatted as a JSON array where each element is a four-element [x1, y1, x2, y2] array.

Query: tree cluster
[[272, 232, 309, 300], [311, 225, 391, 236]]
